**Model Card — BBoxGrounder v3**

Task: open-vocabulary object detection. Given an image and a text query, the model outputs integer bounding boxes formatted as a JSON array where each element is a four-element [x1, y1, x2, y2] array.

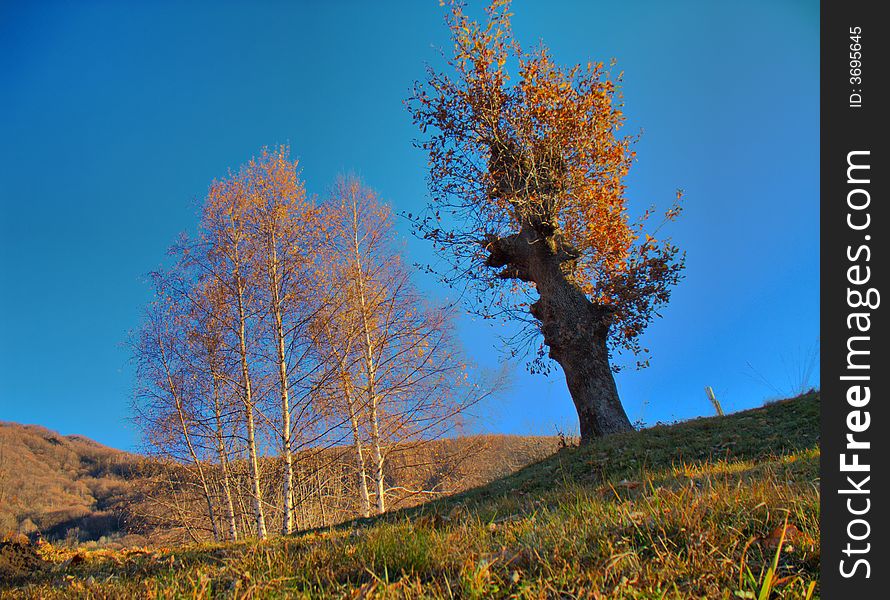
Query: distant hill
[[0, 422, 147, 546], [0, 422, 559, 548]]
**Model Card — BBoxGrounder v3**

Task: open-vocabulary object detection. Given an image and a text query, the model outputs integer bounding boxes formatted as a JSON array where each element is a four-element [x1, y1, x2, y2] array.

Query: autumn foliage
[[408, 0, 685, 369]]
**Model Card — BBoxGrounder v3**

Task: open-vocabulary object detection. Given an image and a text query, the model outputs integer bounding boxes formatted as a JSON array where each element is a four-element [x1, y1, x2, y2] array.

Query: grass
[[2, 392, 820, 599]]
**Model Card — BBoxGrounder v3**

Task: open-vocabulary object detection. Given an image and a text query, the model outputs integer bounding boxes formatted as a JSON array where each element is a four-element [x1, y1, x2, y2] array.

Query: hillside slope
[[0, 423, 145, 544], [0, 422, 558, 547], [3, 393, 820, 599]]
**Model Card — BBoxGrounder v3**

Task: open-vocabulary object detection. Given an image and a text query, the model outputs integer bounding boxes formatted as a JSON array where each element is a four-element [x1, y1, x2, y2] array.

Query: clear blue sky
[[0, 1, 818, 451]]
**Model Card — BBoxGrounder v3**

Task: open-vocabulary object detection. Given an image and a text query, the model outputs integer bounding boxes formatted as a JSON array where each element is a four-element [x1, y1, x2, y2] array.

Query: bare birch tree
[[198, 173, 269, 539], [324, 177, 495, 514], [241, 147, 328, 534], [132, 282, 221, 541], [132, 151, 502, 537]]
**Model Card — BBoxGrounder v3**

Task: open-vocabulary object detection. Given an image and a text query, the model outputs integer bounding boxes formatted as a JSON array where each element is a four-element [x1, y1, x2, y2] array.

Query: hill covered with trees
[[0, 422, 144, 546], [0, 421, 557, 548]]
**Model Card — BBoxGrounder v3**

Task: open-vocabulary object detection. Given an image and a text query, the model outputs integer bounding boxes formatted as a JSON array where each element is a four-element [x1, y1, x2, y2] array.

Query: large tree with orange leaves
[[408, 0, 685, 439]]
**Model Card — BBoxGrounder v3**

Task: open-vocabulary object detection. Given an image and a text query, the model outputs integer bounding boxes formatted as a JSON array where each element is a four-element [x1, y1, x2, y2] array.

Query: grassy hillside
[[2, 393, 820, 599]]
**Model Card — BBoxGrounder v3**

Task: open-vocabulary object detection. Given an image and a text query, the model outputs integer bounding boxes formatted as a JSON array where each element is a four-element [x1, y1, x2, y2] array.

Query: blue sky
[[0, 1, 818, 451]]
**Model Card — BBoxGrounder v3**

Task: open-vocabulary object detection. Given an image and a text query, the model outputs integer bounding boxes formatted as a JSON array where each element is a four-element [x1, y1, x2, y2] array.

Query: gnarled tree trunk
[[487, 225, 633, 441]]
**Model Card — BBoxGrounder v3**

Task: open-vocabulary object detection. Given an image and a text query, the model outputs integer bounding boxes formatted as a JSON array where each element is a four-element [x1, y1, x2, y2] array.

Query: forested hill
[[0, 422, 142, 545], [0, 421, 558, 547]]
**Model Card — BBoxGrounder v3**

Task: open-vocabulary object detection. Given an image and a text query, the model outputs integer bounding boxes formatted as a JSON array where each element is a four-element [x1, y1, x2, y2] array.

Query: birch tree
[[242, 147, 326, 534], [132, 281, 221, 541], [199, 173, 269, 538], [325, 177, 493, 514], [189, 279, 240, 541]]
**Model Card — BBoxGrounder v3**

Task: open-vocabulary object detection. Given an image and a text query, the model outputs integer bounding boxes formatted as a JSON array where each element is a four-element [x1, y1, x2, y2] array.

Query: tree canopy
[[408, 0, 685, 373]]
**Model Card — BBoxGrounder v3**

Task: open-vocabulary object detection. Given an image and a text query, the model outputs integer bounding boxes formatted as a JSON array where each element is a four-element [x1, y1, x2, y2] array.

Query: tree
[[408, 0, 684, 440], [189, 278, 240, 541], [131, 148, 501, 537], [321, 177, 489, 514], [314, 297, 374, 518], [199, 170, 269, 538], [241, 147, 321, 535], [131, 282, 221, 541]]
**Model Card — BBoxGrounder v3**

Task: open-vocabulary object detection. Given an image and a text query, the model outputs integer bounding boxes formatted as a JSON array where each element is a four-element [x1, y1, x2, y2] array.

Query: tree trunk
[[543, 309, 632, 440], [345, 388, 372, 518], [235, 277, 268, 538], [157, 342, 219, 542], [326, 317, 373, 520], [268, 245, 295, 535], [489, 226, 633, 441], [349, 196, 387, 514], [368, 403, 386, 514], [173, 405, 219, 542], [211, 372, 238, 541]]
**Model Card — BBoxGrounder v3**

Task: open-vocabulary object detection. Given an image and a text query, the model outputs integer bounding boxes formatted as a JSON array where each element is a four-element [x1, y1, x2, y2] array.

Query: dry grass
[[1, 393, 820, 598]]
